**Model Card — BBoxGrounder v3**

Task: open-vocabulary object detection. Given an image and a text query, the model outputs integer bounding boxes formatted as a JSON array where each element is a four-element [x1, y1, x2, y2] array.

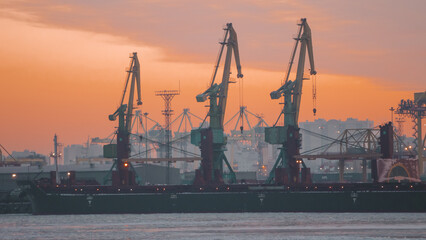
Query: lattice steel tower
[[155, 90, 180, 184]]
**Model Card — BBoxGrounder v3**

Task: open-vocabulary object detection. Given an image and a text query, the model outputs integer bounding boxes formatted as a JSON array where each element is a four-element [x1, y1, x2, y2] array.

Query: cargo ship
[[18, 180, 426, 214], [17, 20, 426, 214]]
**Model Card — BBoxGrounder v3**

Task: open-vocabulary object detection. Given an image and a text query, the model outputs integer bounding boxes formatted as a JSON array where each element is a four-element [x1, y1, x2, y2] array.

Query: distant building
[[9, 150, 47, 161], [63, 144, 103, 165], [1, 150, 48, 166], [11, 150, 39, 159]]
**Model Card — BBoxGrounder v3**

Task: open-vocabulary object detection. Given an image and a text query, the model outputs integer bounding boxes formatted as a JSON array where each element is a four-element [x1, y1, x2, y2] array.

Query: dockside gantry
[[191, 23, 243, 185], [105, 52, 142, 186], [265, 18, 317, 184]]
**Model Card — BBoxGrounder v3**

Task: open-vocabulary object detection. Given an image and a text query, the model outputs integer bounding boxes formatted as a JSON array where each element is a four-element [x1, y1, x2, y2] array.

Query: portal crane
[[191, 23, 243, 185], [107, 52, 142, 186], [265, 18, 317, 184]]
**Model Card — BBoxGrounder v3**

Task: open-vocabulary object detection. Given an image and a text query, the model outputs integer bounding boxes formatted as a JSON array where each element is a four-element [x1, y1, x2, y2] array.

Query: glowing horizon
[[0, 1, 424, 154]]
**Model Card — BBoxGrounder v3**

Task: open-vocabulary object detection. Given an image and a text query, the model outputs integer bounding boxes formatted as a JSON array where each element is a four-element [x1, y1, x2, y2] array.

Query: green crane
[[105, 52, 142, 186], [191, 23, 243, 185], [265, 18, 317, 184]]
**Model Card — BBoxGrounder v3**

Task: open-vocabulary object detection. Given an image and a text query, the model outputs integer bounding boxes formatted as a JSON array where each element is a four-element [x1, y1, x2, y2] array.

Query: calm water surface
[[1, 213, 425, 240]]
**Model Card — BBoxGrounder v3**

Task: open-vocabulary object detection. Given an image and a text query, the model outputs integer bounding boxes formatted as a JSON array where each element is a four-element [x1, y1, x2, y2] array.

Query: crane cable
[[312, 74, 317, 117], [239, 75, 244, 133], [0, 144, 17, 161]]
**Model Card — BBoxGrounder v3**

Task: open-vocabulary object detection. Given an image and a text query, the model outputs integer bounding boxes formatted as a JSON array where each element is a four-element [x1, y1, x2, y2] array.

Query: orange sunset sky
[[0, 0, 425, 155]]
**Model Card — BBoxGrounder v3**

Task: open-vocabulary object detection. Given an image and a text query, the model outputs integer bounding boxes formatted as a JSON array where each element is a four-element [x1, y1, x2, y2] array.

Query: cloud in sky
[[2, 0, 426, 89]]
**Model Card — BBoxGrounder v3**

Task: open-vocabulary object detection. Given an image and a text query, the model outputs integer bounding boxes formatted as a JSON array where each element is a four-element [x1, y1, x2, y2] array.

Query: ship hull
[[19, 181, 426, 214]]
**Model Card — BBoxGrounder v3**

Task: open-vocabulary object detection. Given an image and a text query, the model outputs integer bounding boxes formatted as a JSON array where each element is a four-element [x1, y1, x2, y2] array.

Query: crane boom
[[218, 24, 243, 127], [293, 20, 315, 124], [196, 23, 243, 129], [270, 18, 316, 126], [125, 54, 142, 132]]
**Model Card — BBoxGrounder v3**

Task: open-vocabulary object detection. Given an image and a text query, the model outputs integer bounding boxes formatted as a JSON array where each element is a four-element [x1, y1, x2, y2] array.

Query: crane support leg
[[222, 153, 236, 183], [266, 127, 308, 185], [265, 149, 284, 184], [193, 128, 237, 185]]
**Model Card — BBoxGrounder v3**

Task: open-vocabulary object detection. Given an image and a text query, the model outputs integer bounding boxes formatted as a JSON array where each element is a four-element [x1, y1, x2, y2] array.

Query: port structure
[[155, 89, 180, 184], [130, 110, 151, 158], [224, 106, 269, 175], [300, 128, 381, 183], [134, 112, 167, 159], [130, 108, 203, 161], [191, 23, 243, 185], [113, 107, 203, 178], [130, 110, 165, 159], [396, 91, 426, 174], [171, 108, 207, 133], [295, 121, 419, 183], [265, 18, 317, 185], [105, 52, 142, 186], [170, 108, 205, 172], [225, 106, 268, 134]]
